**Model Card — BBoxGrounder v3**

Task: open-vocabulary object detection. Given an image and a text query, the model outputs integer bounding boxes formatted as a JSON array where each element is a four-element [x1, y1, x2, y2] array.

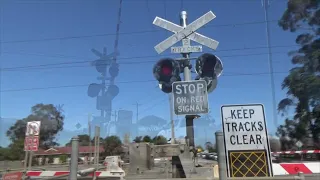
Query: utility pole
[[134, 102, 142, 123], [114, 110, 118, 122], [106, 0, 122, 137], [88, 0, 122, 138], [88, 113, 92, 165], [169, 94, 175, 144], [0, 1, 2, 149], [263, 0, 278, 128]]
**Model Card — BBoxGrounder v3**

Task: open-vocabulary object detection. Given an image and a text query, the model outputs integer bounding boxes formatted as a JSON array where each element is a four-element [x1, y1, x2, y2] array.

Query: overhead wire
[[138, 96, 168, 116], [1, 20, 279, 44], [0, 44, 299, 72], [1, 71, 292, 93], [115, 85, 159, 110], [145, 0, 155, 30]]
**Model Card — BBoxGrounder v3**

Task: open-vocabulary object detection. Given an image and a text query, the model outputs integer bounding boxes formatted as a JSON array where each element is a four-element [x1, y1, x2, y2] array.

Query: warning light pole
[[152, 10, 222, 149], [87, 0, 122, 138], [152, 11, 223, 176]]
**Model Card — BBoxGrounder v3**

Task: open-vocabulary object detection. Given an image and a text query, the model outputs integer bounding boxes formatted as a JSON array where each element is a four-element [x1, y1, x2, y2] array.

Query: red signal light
[[161, 65, 172, 76], [153, 58, 181, 93]]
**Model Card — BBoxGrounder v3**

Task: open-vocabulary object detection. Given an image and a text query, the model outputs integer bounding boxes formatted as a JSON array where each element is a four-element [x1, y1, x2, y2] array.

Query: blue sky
[[0, 0, 300, 146]]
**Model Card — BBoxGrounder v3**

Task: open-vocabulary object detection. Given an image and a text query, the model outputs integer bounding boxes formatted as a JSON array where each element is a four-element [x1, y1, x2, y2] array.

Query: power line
[[263, 0, 278, 128], [1, 20, 278, 44], [1, 51, 285, 72], [0, 79, 155, 92], [1, 44, 299, 72], [139, 96, 168, 116], [117, 85, 159, 110], [0, 71, 291, 93]]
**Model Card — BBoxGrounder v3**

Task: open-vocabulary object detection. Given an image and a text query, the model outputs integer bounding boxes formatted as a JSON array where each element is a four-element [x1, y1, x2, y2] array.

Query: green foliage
[[6, 104, 64, 150], [277, 0, 320, 149], [0, 147, 10, 161], [142, 135, 152, 142], [59, 155, 68, 163], [103, 135, 123, 156], [4, 139, 25, 160], [133, 135, 154, 143], [152, 135, 167, 145], [133, 136, 142, 143], [65, 134, 94, 146], [204, 142, 216, 152], [208, 146, 216, 153], [204, 142, 212, 150]]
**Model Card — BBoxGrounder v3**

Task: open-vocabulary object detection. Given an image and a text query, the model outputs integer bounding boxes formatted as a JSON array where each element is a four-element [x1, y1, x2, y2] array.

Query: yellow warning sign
[[229, 150, 271, 177]]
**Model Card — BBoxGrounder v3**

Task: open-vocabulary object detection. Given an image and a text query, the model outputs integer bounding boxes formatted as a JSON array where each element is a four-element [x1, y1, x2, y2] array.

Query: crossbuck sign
[[153, 11, 219, 54]]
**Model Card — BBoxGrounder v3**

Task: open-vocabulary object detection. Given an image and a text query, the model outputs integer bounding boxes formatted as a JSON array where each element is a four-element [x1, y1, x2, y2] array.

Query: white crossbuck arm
[[153, 11, 219, 54]]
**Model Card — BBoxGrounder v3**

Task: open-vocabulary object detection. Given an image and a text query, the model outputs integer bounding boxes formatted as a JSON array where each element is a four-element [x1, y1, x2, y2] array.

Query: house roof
[[34, 146, 105, 155]]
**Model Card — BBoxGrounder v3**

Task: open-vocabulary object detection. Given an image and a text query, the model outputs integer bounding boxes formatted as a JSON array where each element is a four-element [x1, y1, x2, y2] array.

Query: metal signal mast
[[87, 0, 123, 137]]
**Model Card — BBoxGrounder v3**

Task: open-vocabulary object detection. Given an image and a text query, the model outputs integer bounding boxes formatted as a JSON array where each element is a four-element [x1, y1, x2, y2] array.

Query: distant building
[[33, 146, 104, 165], [116, 110, 133, 140]]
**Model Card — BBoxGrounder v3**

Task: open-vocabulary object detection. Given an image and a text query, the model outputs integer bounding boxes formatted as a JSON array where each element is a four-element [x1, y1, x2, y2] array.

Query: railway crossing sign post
[[24, 121, 41, 172], [153, 10, 220, 176], [221, 104, 273, 177], [25, 121, 41, 151]]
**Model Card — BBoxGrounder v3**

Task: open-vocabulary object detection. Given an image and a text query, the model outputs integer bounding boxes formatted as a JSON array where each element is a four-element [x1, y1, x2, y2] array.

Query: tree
[[65, 134, 93, 146], [142, 135, 152, 142], [277, 0, 320, 148], [204, 142, 216, 152], [7, 139, 25, 160], [103, 136, 123, 156], [205, 142, 212, 150], [6, 104, 64, 150], [133, 136, 142, 143], [0, 147, 10, 161], [152, 135, 167, 145]]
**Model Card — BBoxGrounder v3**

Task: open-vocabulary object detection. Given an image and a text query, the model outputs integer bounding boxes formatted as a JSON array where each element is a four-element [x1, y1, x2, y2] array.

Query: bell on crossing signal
[[195, 53, 223, 78], [153, 58, 181, 93]]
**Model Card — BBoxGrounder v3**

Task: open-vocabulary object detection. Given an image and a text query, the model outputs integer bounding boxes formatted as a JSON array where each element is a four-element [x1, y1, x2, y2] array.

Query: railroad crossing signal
[[153, 58, 181, 93], [91, 47, 119, 75], [195, 53, 223, 93], [153, 53, 223, 94], [153, 11, 219, 54], [88, 47, 120, 111], [152, 11, 223, 94]]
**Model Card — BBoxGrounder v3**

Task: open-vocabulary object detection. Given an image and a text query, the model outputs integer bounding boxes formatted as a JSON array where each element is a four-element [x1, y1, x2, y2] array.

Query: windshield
[[1, 0, 319, 179]]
